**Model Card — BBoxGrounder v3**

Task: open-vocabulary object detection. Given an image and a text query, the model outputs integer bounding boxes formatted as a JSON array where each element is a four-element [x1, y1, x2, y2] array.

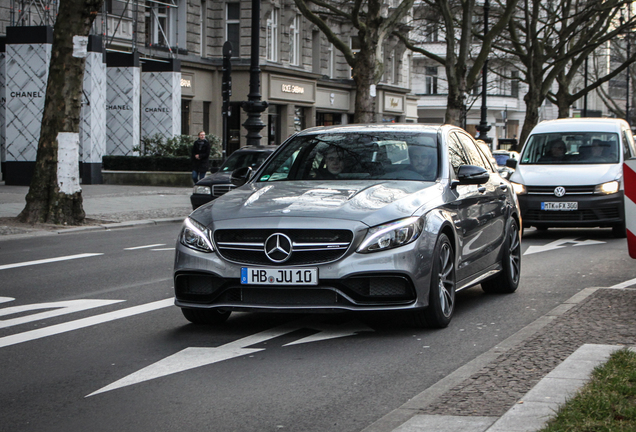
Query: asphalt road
[[1, 224, 635, 432]]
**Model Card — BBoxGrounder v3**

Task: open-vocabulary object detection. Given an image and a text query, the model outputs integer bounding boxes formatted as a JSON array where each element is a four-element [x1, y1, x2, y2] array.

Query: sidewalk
[[366, 286, 636, 432], [0, 183, 193, 237], [1, 183, 635, 431]]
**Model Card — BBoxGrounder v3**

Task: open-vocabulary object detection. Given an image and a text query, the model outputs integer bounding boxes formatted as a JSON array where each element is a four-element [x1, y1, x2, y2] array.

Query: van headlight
[[180, 217, 214, 252], [511, 182, 527, 195], [357, 217, 423, 253], [594, 181, 619, 195]]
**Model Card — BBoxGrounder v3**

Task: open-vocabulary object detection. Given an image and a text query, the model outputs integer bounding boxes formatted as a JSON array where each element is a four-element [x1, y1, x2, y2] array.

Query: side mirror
[[506, 158, 518, 169], [230, 166, 252, 186], [455, 165, 490, 185]]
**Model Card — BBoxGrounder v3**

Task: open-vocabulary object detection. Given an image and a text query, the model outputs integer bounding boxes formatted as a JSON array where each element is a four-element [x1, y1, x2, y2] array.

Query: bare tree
[[293, 0, 414, 123], [396, 0, 518, 127], [496, 0, 634, 145], [18, 0, 104, 225]]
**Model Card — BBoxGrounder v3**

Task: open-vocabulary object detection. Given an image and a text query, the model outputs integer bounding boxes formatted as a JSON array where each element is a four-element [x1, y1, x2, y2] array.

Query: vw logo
[[264, 233, 293, 263], [554, 186, 566, 197]]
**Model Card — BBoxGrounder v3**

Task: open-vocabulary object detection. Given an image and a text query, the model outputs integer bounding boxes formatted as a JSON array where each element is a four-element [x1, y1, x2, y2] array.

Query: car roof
[[297, 123, 446, 136], [233, 145, 278, 153], [530, 118, 629, 134]]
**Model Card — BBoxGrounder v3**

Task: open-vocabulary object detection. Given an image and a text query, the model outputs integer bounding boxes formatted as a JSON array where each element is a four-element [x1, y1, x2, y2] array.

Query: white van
[[508, 118, 636, 237]]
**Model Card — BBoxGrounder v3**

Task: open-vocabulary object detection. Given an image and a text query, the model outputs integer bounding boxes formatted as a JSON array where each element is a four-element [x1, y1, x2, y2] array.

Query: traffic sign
[[624, 158, 636, 258]]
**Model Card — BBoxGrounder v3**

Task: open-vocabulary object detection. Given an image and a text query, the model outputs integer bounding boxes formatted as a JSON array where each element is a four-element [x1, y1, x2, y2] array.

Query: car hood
[[510, 163, 622, 186], [190, 180, 443, 227], [197, 170, 232, 186]]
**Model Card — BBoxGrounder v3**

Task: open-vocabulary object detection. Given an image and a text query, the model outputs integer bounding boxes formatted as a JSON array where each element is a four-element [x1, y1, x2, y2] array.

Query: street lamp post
[[476, 0, 492, 144], [241, 0, 268, 146]]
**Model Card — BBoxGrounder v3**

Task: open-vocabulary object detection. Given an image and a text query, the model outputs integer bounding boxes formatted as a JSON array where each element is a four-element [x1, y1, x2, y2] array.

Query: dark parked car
[[190, 145, 277, 209], [175, 124, 522, 328]]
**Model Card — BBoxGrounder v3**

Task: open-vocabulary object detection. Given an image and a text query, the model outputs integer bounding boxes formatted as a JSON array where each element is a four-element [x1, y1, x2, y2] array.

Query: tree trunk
[[519, 91, 543, 147], [18, 0, 103, 225], [352, 40, 381, 124]]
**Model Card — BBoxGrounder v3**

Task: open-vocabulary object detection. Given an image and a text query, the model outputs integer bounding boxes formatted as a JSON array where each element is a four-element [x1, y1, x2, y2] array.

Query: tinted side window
[[456, 133, 488, 170], [622, 129, 634, 159], [447, 133, 470, 175]]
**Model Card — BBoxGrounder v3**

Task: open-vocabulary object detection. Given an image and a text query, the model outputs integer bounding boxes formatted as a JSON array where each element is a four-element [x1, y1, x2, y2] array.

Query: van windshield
[[520, 132, 619, 164]]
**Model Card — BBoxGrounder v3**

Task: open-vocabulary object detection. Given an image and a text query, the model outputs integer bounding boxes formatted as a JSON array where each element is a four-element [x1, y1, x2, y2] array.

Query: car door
[[450, 132, 506, 281]]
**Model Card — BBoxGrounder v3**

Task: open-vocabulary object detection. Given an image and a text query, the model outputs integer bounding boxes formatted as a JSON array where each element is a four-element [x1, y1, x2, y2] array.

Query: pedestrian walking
[[191, 131, 210, 184]]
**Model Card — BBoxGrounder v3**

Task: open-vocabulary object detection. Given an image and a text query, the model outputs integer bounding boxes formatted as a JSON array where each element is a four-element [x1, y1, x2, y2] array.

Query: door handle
[[478, 186, 486, 193]]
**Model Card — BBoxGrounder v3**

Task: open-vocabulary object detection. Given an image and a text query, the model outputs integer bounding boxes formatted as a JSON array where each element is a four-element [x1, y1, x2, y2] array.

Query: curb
[[361, 287, 601, 432], [0, 217, 185, 241]]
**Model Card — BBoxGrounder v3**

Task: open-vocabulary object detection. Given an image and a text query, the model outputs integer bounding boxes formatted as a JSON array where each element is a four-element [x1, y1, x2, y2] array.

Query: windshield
[[493, 154, 510, 166], [256, 131, 439, 182], [220, 151, 271, 172], [520, 132, 620, 164]]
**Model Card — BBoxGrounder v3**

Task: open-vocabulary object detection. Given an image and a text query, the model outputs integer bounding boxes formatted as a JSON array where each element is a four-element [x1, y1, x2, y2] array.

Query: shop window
[[226, 2, 240, 58], [317, 113, 342, 126], [294, 106, 305, 132], [268, 105, 282, 146], [203, 101, 210, 134], [181, 99, 190, 135]]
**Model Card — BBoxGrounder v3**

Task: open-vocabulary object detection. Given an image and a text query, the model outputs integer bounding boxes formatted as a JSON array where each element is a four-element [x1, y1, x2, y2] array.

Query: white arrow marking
[[284, 320, 374, 346], [0, 297, 14, 304], [0, 299, 124, 329], [124, 244, 166, 250], [524, 238, 605, 255], [0, 253, 103, 271], [86, 346, 264, 397], [0, 298, 173, 349], [88, 318, 374, 396]]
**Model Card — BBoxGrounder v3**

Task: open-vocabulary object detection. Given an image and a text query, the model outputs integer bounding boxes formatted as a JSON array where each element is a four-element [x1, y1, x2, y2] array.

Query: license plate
[[241, 267, 318, 285], [541, 201, 578, 211]]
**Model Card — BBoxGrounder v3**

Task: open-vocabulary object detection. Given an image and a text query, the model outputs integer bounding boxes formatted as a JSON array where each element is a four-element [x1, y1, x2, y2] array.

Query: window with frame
[[200, 0, 206, 56], [425, 23, 439, 42], [145, 0, 170, 47], [289, 14, 300, 66], [226, 2, 240, 58], [425, 67, 438, 94], [266, 7, 279, 62]]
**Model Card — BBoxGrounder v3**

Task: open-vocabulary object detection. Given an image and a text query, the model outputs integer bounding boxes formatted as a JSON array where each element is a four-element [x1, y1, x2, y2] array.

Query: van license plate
[[541, 202, 578, 211], [241, 268, 318, 285]]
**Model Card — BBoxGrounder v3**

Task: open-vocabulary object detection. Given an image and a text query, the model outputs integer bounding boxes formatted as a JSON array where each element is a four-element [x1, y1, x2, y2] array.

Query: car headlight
[[357, 217, 423, 253], [594, 181, 619, 195], [180, 217, 214, 252], [193, 185, 211, 195], [511, 182, 527, 195]]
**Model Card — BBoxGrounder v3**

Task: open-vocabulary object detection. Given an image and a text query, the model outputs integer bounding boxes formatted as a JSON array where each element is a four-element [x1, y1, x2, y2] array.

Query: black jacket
[[191, 138, 211, 171]]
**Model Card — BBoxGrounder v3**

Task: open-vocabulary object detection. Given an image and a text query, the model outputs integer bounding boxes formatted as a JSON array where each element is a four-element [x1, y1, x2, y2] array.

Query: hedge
[[102, 155, 222, 172]]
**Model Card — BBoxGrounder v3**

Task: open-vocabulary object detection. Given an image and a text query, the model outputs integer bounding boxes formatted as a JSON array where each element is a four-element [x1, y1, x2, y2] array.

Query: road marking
[[524, 238, 605, 255], [0, 299, 124, 329], [88, 319, 374, 397], [611, 277, 636, 288], [124, 244, 166, 250], [0, 297, 14, 304], [0, 298, 173, 349], [151, 248, 175, 251], [0, 253, 104, 271]]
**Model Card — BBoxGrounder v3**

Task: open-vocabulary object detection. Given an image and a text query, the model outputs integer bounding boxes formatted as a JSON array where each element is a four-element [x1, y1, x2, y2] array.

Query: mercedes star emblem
[[554, 186, 566, 197], [264, 233, 293, 263]]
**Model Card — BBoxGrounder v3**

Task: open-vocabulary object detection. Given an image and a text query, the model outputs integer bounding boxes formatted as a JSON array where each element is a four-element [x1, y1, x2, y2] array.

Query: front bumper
[[173, 232, 434, 313], [518, 191, 624, 228], [190, 193, 214, 210]]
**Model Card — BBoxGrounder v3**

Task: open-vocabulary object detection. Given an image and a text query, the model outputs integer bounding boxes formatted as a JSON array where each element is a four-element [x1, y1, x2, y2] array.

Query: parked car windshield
[[221, 150, 271, 172], [520, 132, 620, 164], [256, 131, 439, 182], [493, 154, 511, 166]]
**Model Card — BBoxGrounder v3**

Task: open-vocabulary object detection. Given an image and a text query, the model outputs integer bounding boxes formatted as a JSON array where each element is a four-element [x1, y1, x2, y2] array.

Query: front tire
[[413, 233, 456, 328], [181, 308, 231, 325], [482, 218, 521, 294]]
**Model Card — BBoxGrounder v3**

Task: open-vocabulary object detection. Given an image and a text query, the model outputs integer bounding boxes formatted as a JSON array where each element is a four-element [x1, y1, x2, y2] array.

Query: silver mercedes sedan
[[173, 124, 522, 328]]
